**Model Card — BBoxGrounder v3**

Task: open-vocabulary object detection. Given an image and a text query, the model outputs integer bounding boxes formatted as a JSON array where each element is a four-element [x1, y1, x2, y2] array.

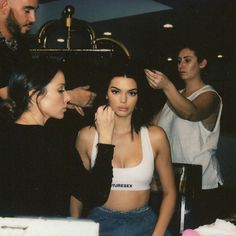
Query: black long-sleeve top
[[0, 122, 114, 217], [0, 34, 32, 88]]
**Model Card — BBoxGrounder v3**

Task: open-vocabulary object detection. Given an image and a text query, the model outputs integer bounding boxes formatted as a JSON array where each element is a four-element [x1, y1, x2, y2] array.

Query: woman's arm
[[75, 105, 115, 170], [69, 106, 115, 214], [161, 82, 219, 122], [149, 126, 176, 236], [70, 125, 89, 218], [145, 69, 220, 122], [70, 195, 83, 218]]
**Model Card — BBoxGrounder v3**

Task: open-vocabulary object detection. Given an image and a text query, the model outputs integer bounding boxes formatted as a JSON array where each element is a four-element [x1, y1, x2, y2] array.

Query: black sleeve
[[67, 144, 114, 208], [0, 52, 12, 88], [0, 42, 32, 88]]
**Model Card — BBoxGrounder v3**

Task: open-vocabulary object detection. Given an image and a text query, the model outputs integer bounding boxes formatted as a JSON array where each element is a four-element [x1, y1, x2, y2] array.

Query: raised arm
[[75, 105, 115, 170], [145, 69, 220, 122], [70, 106, 115, 216], [149, 126, 176, 236]]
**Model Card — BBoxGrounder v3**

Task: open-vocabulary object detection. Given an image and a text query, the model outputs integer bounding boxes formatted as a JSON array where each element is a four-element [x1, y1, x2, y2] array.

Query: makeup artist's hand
[[144, 69, 171, 91], [95, 105, 115, 144], [67, 103, 85, 116], [66, 85, 97, 116], [67, 85, 97, 107]]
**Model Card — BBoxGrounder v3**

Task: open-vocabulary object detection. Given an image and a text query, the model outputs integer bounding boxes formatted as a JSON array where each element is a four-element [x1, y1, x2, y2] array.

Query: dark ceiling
[[90, 0, 236, 63], [36, 0, 236, 64]]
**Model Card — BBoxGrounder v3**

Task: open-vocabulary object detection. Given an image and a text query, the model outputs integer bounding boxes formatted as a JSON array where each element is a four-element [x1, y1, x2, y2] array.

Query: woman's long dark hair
[[98, 62, 151, 136], [0, 59, 63, 122]]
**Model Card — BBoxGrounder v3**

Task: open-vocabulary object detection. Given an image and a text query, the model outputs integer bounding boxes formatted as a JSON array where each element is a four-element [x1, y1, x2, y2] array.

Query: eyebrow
[[110, 86, 138, 91], [129, 88, 138, 91], [23, 5, 39, 10], [178, 55, 193, 58]]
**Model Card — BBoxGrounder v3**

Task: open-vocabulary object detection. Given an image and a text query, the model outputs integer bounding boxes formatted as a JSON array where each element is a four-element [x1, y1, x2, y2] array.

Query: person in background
[[72, 64, 176, 236], [0, 0, 96, 113], [0, 60, 115, 217], [145, 43, 223, 227]]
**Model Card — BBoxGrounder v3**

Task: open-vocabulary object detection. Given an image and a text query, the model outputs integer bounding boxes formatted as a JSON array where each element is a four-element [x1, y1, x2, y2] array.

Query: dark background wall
[[31, 0, 236, 135]]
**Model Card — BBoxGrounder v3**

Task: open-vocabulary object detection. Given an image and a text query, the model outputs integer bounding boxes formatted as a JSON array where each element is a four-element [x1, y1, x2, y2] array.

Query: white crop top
[[91, 127, 154, 191]]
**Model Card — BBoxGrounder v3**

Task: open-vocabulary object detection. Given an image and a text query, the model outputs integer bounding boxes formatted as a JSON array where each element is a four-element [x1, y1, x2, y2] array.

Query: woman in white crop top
[[145, 44, 223, 227], [71, 64, 176, 236]]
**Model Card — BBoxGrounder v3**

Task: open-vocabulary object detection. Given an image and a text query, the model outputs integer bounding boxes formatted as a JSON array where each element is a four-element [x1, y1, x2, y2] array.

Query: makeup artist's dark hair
[[0, 60, 63, 121]]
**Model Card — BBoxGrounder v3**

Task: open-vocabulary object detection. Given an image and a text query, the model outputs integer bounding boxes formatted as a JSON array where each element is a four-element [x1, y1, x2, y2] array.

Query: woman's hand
[[67, 86, 97, 108], [95, 105, 115, 144], [144, 69, 171, 91]]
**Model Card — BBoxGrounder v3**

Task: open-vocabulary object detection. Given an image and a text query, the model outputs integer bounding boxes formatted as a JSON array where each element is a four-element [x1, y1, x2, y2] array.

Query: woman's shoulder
[[192, 85, 220, 100], [147, 125, 166, 135], [145, 126, 169, 156], [146, 125, 168, 142]]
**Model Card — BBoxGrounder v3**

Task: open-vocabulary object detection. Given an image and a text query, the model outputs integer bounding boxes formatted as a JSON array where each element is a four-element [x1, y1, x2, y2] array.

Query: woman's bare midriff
[[103, 190, 150, 212]]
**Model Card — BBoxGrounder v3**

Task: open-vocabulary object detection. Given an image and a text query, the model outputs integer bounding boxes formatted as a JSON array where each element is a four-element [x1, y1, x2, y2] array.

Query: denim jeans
[[87, 205, 172, 236]]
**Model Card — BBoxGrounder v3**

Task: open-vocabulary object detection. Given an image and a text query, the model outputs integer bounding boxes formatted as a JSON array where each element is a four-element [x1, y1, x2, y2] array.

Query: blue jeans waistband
[[93, 205, 151, 217]]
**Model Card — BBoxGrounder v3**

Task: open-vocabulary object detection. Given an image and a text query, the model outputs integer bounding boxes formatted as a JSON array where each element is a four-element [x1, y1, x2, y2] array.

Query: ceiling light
[[163, 23, 174, 29], [103, 32, 112, 36], [217, 54, 223, 58], [167, 57, 173, 61], [57, 38, 65, 43]]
